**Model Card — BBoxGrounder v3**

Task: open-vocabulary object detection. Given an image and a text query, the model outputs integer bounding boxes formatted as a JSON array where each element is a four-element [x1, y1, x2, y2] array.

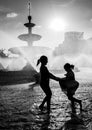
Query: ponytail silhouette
[[70, 64, 74, 70], [37, 59, 40, 66], [37, 55, 48, 66]]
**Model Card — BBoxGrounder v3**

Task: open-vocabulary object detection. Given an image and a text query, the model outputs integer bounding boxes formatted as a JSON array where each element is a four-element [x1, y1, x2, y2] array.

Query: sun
[[49, 17, 67, 31]]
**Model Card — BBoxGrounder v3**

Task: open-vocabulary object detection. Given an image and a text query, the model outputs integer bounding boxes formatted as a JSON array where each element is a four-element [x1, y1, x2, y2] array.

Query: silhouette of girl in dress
[[37, 55, 59, 113], [59, 63, 82, 111]]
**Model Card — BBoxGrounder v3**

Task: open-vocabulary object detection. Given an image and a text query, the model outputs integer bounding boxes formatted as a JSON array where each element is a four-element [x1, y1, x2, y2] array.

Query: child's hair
[[64, 63, 74, 70], [70, 64, 74, 69], [37, 55, 48, 66]]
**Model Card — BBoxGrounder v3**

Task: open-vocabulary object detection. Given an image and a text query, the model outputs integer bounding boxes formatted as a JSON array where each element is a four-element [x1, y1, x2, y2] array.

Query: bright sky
[[0, 0, 92, 49]]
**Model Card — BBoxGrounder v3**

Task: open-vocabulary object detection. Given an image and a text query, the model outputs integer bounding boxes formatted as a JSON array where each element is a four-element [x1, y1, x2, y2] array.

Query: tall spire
[[28, 0, 31, 16], [28, 0, 32, 23]]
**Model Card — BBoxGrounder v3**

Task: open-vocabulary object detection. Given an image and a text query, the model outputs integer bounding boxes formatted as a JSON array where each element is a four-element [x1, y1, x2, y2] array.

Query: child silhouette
[[37, 55, 59, 113], [59, 63, 82, 111]]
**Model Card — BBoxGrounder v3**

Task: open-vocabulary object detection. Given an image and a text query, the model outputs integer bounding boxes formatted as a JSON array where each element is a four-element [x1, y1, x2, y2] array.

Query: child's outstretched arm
[[49, 72, 60, 81]]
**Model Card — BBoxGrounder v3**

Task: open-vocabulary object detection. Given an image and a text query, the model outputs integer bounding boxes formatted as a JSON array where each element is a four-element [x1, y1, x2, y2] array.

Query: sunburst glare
[[49, 17, 68, 32]]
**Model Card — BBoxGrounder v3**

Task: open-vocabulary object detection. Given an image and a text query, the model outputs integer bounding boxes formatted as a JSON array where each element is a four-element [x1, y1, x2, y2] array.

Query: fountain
[[9, 1, 51, 61], [0, 1, 45, 85], [1, 1, 52, 85], [18, 2, 41, 46]]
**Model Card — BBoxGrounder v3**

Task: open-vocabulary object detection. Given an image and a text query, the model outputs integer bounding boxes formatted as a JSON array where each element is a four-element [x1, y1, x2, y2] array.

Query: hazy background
[[0, 0, 92, 71], [0, 0, 92, 48]]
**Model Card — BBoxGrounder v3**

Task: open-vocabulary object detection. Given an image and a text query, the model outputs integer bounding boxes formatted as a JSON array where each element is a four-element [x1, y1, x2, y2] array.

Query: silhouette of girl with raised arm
[[59, 63, 82, 111], [37, 55, 59, 113]]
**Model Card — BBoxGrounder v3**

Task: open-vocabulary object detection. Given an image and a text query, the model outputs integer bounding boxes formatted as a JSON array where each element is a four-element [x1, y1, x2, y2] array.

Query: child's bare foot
[[39, 104, 43, 111]]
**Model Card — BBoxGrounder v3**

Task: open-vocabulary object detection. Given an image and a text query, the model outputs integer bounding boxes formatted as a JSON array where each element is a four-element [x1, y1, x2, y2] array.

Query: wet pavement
[[0, 74, 92, 130]]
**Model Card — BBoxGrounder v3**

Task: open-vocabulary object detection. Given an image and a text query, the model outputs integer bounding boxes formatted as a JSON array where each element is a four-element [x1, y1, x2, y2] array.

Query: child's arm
[[49, 72, 60, 81]]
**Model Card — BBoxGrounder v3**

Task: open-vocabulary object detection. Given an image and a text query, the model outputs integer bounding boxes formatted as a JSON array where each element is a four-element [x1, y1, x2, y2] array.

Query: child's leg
[[46, 88, 52, 113], [67, 92, 75, 107], [67, 93, 82, 110], [39, 87, 52, 112], [39, 96, 47, 110], [73, 97, 82, 110]]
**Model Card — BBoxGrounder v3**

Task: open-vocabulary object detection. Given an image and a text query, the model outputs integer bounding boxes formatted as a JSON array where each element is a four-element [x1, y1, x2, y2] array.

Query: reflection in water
[[60, 112, 86, 130], [40, 114, 50, 130], [0, 79, 92, 130]]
